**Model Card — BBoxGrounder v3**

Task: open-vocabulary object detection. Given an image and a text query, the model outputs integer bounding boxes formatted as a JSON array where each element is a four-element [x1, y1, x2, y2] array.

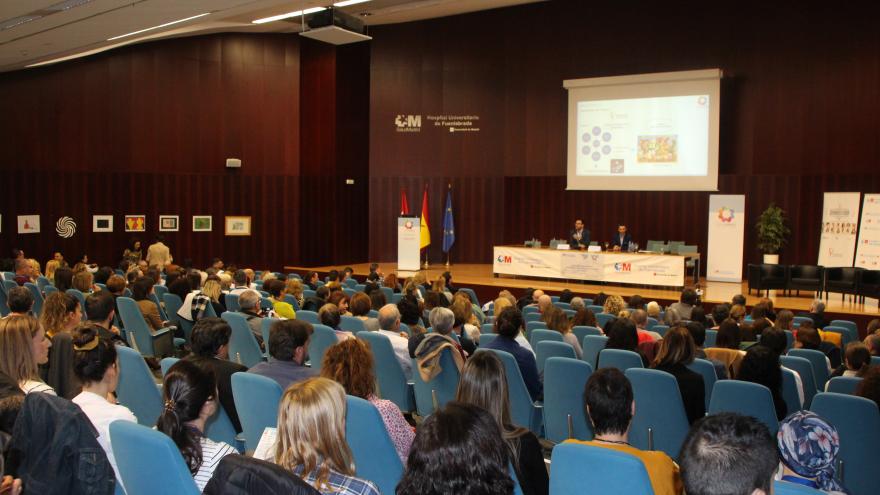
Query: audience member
[[646, 301, 661, 319], [449, 297, 478, 355], [261, 279, 293, 319], [855, 365, 880, 410], [667, 288, 697, 321], [54, 266, 73, 292], [158, 360, 236, 491], [544, 306, 582, 359], [777, 411, 848, 494], [760, 327, 804, 405], [397, 295, 426, 337], [729, 304, 746, 324], [237, 289, 266, 347], [93, 266, 113, 286], [686, 321, 728, 379], [705, 318, 745, 378], [304, 271, 320, 290], [5, 286, 34, 316], [558, 289, 574, 304], [536, 294, 552, 314], [284, 278, 305, 309], [320, 339, 414, 463], [185, 317, 247, 433], [274, 377, 380, 495], [602, 295, 626, 318], [794, 323, 841, 369], [628, 294, 645, 310], [569, 296, 586, 312], [319, 303, 354, 341], [679, 413, 777, 495], [603, 317, 649, 367], [864, 333, 880, 357], [84, 291, 126, 345], [383, 273, 402, 293], [146, 235, 173, 269], [410, 307, 467, 364], [737, 345, 787, 420], [122, 239, 142, 265], [730, 294, 747, 307], [72, 270, 96, 293], [0, 315, 53, 395], [651, 325, 705, 424], [397, 402, 514, 495], [38, 292, 82, 398], [630, 309, 661, 342], [690, 306, 708, 327], [368, 288, 386, 311], [377, 304, 413, 380], [710, 304, 730, 329], [70, 324, 137, 490], [483, 307, 542, 401], [802, 299, 829, 329], [201, 277, 226, 314], [455, 352, 548, 495], [567, 368, 681, 495], [248, 319, 316, 390], [327, 291, 351, 316], [131, 276, 167, 331], [571, 307, 598, 329], [12, 258, 33, 286], [831, 342, 871, 378], [349, 292, 380, 332]]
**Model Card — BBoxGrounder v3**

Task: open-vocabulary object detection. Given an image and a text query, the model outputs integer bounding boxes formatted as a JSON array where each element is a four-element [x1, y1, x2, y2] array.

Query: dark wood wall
[[368, 0, 880, 270], [0, 33, 370, 270]]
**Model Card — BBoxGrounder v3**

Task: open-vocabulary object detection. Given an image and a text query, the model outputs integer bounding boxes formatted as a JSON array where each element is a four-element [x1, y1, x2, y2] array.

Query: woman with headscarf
[[776, 411, 849, 494]]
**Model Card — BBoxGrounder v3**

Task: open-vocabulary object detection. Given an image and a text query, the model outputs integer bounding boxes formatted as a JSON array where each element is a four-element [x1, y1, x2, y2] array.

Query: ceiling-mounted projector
[[300, 7, 371, 45]]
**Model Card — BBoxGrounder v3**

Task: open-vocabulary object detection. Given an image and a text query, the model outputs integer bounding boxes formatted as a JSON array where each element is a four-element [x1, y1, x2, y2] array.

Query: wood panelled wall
[[0, 33, 370, 269], [368, 0, 880, 270]]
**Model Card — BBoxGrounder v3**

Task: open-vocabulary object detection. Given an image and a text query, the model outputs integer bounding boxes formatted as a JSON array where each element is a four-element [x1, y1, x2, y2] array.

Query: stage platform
[[283, 262, 879, 327]]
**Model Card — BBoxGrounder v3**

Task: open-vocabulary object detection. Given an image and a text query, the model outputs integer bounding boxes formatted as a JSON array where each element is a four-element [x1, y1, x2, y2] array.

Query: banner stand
[[707, 195, 745, 283]]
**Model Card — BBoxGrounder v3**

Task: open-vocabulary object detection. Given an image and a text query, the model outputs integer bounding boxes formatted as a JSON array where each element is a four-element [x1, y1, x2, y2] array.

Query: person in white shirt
[[157, 359, 237, 492], [377, 304, 413, 380], [70, 324, 137, 492], [0, 315, 55, 395]]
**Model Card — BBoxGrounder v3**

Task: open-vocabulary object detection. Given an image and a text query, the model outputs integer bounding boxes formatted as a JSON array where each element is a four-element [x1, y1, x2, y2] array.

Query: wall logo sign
[[395, 114, 422, 132], [56, 216, 76, 238]]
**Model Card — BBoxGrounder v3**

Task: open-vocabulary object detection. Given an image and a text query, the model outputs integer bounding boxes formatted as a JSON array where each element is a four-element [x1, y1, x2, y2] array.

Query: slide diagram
[[575, 95, 709, 177]]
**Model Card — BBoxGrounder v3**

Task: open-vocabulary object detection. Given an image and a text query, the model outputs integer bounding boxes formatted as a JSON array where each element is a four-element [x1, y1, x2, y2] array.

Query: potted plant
[[755, 203, 790, 264]]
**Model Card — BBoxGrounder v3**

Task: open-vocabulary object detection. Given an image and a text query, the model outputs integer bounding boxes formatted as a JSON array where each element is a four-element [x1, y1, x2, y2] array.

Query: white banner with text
[[707, 194, 745, 282], [856, 194, 880, 269], [817, 192, 861, 267]]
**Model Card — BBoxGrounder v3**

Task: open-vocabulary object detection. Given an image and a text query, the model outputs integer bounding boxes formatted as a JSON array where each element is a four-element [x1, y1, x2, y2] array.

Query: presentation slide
[[564, 69, 721, 191], [575, 95, 709, 177]]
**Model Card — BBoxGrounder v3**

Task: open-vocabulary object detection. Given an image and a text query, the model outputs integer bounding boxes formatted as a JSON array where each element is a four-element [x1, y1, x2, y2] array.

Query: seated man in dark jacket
[[185, 318, 248, 433]]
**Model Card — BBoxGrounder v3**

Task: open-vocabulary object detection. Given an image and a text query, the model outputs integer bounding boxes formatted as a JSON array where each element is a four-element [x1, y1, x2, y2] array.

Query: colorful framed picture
[[225, 216, 251, 236], [193, 215, 212, 232], [124, 215, 145, 232], [17, 215, 40, 234], [93, 215, 113, 233], [159, 215, 179, 232]]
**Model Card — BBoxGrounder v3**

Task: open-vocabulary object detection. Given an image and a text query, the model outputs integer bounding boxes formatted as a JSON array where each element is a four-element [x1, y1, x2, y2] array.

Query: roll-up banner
[[706, 195, 745, 282], [855, 194, 880, 269], [817, 192, 861, 268]]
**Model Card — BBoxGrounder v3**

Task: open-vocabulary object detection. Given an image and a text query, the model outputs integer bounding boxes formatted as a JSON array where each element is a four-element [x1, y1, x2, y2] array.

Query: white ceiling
[[0, 0, 543, 72]]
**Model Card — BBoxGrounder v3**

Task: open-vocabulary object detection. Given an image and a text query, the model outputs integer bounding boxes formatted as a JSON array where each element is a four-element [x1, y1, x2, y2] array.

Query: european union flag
[[442, 185, 455, 253]]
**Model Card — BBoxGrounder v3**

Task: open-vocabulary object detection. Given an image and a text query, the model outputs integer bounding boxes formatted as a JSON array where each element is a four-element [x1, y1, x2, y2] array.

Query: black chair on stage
[[857, 270, 880, 309], [786, 265, 824, 297], [747, 264, 788, 296], [824, 267, 862, 302]]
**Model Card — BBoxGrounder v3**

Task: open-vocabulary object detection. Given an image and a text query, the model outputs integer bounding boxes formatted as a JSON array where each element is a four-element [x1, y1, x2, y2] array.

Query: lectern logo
[[614, 263, 631, 272], [395, 114, 421, 132]]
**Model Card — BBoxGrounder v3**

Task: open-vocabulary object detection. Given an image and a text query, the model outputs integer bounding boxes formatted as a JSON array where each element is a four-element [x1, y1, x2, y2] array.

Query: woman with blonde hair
[[275, 377, 380, 495], [40, 292, 82, 339], [201, 278, 226, 314], [27, 259, 42, 279], [0, 315, 54, 395], [71, 270, 95, 294], [284, 278, 305, 309], [383, 273, 402, 293], [44, 259, 60, 281], [602, 295, 626, 317]]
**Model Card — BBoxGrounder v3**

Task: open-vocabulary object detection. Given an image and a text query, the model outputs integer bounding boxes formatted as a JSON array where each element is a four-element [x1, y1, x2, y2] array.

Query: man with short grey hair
[[570, 297, 586, 311], [377, 304, 412, 379], [805, 299, 828, 329], [537, 294, 552, 313], [237, 289, 265, 347]]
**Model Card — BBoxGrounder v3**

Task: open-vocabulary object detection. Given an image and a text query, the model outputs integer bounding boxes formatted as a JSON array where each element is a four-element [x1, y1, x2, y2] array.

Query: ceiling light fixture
[[107, 12, 211, 41], [252, 7, 326, 24]]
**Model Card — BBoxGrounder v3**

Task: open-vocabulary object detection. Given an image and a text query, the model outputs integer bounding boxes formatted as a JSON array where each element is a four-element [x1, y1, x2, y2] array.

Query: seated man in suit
[[610, 224, 633, 251], [569, 218, 590, 249]]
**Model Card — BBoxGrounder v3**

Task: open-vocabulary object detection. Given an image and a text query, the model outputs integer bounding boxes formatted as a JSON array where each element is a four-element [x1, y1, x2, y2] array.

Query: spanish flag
[[420, 185, 431, 250]]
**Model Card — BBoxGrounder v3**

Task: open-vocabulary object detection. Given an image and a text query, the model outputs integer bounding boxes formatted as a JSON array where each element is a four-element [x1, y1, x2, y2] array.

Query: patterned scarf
[[777, 410, 849, 493]]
